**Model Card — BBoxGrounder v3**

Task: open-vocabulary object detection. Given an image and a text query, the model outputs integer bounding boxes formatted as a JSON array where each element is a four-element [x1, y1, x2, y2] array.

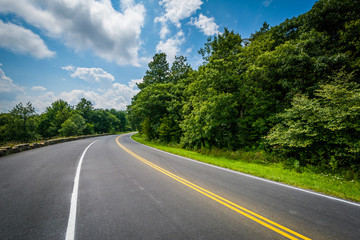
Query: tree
[[129, 83, 173, 140], [181, 29, 245, 148], [137, 53, 170, 89], [59, 114, 86, 137], [170, 55, 192, 83], [38, 99, 72, 138], [8, 102, 37, 141], [126, 0, 360, 159], [181, 92, 239, 149], [267, 72, 360, 171], [76, 98, 94, 121], [249, 22, 270, 42], [90, 109, 120, 134], [109, 109, 129, 132], [129, 54, 191, 141]]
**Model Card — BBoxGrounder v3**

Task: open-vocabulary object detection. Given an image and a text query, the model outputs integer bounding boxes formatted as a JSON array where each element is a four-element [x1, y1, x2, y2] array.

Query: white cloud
[[0, 67, 24, 96], [121, 0, 135, 10], [62, 66, 115, 84], [158, 0, 203, 27], [0, 65, 140, 113], [0, 0, 145, 66], [71, 68, 114, 84], [156, 31, 185, 64], [154, 0, 203, 60], [190, 14, 219, 36], [2, 82, 139, 113], [61, 65, 74, 71], [57, 82, 139, 110], [128, 78, 143, 89], [0, 66, 26, 112], [15, 91, 57, 113], [0, 20, 55, 58], [155, 0, 203, 39], [154, 16, 170, 39], [31, 86, 46, 91], [262, 0, 273, 7]]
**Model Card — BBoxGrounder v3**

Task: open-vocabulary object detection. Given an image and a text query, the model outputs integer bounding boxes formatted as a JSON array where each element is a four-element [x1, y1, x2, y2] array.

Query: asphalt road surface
[[1, 133, 360, 239]]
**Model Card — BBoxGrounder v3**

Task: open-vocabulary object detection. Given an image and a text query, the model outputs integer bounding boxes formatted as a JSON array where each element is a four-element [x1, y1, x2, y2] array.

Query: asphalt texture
[[1, 134, 360, 239]]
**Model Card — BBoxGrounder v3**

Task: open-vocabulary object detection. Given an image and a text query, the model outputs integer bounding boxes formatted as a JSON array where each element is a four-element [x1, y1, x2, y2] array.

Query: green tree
[[169, 55, 192, 83], [76, 98, 94, 121], [137, 53, 170, 89], [249, 22, 270, 42], [2, 102, 37, 141], [267, 72, 360, 171], [90, 109, 120, 134], [59, 114, 86, 137], [130, 83, 172, 140], [182, 29, 244, 148], [109, 109, 129, 132], [129, 54, 191, 142], [38, 99, 72, 138]]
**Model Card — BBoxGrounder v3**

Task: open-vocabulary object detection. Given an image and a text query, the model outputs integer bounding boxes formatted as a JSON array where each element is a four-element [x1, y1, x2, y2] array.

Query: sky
[[0, 0, 318, 113]]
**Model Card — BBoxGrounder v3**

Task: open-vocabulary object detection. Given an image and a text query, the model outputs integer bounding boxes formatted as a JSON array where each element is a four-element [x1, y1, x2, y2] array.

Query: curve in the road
[[116, 136, 311, 240]]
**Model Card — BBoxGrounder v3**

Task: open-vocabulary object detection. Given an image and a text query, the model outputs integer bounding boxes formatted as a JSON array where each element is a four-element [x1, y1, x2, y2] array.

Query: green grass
[[132, 133, 360, 202]]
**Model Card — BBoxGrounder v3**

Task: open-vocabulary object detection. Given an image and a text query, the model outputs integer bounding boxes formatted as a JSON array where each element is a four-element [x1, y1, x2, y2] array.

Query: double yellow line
[[116, 136, 311, 240]]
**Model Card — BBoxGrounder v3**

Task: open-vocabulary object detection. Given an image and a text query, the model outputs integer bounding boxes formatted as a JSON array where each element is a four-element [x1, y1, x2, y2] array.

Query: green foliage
[[90, 109, 120, 134], [76, 98, 94, 121], [137, 53, 170, 89], [38, 99, 72, 138], [127, 0, 360, 174], [1, 98, 131, 144], [267, 72, 360, 171], [0, 102, 38, 143], [59, 114, 86, 137], [129, 53, 192, 142]]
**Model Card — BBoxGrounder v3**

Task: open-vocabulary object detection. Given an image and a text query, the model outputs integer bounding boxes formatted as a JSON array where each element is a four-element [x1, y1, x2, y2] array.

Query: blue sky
[[0, 0, 317, 113]]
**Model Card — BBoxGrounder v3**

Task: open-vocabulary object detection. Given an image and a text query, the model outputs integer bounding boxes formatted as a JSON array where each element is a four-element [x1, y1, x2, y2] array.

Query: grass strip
[[132, 133, 360, 203]]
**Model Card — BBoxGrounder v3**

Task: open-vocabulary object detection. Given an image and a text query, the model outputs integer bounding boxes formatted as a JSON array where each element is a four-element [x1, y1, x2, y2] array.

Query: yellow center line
[[116, 135, 311, 240]]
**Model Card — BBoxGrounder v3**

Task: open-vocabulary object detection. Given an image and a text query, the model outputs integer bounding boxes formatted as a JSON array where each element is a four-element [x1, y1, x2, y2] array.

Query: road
[[1, 133, 360, 239]]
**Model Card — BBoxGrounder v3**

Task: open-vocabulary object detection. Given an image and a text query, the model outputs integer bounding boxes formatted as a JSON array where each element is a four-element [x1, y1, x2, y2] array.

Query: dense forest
[[0, 98, 131, 145], [128, 0, 360, 174]]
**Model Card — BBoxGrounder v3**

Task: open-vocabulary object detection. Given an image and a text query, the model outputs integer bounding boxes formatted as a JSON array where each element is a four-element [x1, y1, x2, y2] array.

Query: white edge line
[[65, 140, 98, 240], [127, 134, 360, 208]]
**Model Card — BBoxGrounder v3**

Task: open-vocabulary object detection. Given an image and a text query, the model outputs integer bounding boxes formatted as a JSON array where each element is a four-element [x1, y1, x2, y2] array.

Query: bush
[[267, 72, 360, 172]]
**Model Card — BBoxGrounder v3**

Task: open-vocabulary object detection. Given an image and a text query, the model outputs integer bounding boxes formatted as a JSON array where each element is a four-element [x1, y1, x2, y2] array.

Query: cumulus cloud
[[0, 65, 139, 113], [156, 31, 185, 64], [58, 65, 140, 109], [190, 14, 219, 36], [61, 65, 74, 72], [31, 86, 46, 91], [155, 16, 170, 39], [56, 82, 139, 110], [0, 0, 145, 66], [0, 66, 26, 112], [0, 20, 55, 58], [15, 91, 57, 113], [128, 79, 143, 89], [155, 0, 203, 40], [0, 67, 24, 96], [62, 66, 115, 84], [157, 0, 203, 27]]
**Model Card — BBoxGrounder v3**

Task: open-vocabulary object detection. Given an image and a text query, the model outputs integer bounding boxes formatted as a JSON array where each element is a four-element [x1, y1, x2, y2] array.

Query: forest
[[128, 0, 360, 174], [0, 98, 131, 145]]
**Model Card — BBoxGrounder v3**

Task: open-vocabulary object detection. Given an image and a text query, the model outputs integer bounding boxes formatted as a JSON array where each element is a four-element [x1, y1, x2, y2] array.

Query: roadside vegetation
[[128, 0, 360, 198], [132, 133, 360, 202], [0, 99, 132, 147]]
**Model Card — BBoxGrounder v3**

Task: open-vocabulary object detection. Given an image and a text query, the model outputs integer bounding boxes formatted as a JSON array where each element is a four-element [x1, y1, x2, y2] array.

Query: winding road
[[1, 133, 360, 239]]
